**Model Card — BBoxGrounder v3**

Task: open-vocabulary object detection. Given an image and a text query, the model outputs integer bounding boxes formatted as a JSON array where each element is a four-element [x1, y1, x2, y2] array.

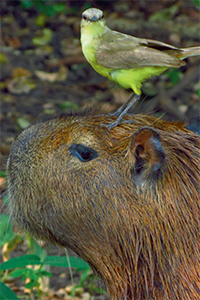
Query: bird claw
[[107, 108, 123, 117], [100, 121, 120, 130], [100, 119, 136, 130]]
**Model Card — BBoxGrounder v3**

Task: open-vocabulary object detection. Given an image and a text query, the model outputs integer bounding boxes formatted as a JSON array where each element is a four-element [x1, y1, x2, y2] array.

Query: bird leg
[[111, 92, 137, 116], [101, 94, 141, 130]]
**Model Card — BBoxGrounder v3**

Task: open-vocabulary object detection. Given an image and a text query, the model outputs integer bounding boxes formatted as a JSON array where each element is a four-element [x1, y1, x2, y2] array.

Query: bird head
[[81, 8, 106, 36]]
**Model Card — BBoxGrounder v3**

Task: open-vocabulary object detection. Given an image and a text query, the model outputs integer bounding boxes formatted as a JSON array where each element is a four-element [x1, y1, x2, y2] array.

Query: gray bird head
[[82, 8, 104, 22]]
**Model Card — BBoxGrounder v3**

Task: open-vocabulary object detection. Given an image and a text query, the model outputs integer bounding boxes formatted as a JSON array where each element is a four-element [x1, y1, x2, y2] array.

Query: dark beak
[[89, 16, 99, 22]]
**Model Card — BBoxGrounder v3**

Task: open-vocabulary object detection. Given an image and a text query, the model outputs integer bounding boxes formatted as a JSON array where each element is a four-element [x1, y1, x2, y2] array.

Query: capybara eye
[[68, 144, 98, 162]]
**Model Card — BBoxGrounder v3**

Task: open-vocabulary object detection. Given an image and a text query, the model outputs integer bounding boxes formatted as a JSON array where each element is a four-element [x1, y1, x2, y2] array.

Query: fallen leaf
[[5, 37, 21, 48], [32, 28, 53, 46], [12, 67, 32, 78], [0, 177, 6, 186], [82, 293, 94, 300], [36, 14, 46, 27], [6, 77, 36, 94], [17, 117, 31, 129], [0, 81, 6, 89], [35, 65, 68, 82], [35, 70, 57, 82], [0, 53, 7, 63], [56, 65, 68, 82]]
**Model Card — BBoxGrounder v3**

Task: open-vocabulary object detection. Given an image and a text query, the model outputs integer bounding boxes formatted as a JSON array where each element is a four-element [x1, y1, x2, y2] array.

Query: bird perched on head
[[81, 8, 200, 129]]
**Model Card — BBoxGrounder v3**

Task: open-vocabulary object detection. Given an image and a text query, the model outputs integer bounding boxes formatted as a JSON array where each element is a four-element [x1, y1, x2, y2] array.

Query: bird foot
[[101, 94, 140, 130], [100, 119, 136, 130], [100, 120, 120, 130], [108, 107, 124, 117]]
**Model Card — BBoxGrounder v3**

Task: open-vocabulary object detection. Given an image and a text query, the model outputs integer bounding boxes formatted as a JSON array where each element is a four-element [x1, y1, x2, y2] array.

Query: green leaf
[[36, 14, 46, 27], [32, 36, 46, 46], [20, 0, 34, 9], [0, 255, 41, 271], [44, 256, 89, 270], [60, 101, 79, 110], [11, 268, 35, 279], [0, 53, 7, 64], [0, 281, 19, 300], [2, 195, 9, 205], [196, 88, 200, 97], [149, 4, 179, 21], [165, 69, 182, 85], [192, 0, 200, 7], [25, 280, 40, 289], [92, 286, 106, 293], [37, 270, 52, 277], [53, 3, 66, 13], [42, 28, 53, 40], [79, 268, 91, 284], [42, 4, 56, 16], [17, 117, 30, 129], [27, 237, 47, 260], [83, 2, 91, 11], [0, 170, 7, 177], [35, 1, 46, 14], [32, 28, 53, 46], [0, 215, 15, 247]]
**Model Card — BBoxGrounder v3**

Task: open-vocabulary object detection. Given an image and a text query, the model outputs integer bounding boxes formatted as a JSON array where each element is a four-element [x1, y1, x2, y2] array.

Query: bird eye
[[68, 144, 98, 162], [83, 15, 87, 20]]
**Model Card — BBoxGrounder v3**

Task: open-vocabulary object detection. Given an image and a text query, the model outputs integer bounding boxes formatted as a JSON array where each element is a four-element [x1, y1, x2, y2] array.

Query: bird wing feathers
[[97, 29, 185, 69]]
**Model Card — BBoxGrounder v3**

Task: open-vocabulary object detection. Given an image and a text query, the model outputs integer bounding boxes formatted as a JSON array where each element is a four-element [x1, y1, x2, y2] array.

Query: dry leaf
[[0, 177, 6, 186], [12, 67, 32, 78], [6, 77, 36, 94], [35, 70, 57, 82], [35, 65, 68, 82]]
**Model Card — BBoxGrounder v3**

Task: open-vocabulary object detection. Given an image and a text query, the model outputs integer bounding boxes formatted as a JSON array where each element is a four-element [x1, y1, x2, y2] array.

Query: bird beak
[[89, 16, 99, 22]]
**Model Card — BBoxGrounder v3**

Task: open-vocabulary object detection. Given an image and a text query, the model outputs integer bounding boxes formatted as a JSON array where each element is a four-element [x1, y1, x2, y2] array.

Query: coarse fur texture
[[7, 110, 200, 300]]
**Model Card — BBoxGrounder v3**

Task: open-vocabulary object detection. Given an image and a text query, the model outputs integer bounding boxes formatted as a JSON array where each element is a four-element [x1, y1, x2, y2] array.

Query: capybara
[[7, 110, 200, 300]]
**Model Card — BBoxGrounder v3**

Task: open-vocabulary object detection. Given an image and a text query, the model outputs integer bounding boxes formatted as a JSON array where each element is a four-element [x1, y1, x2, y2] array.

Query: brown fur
[[7, 110, 200, 300]]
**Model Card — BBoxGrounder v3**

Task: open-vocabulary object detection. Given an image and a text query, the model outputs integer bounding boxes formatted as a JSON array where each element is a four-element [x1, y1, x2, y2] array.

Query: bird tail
[[178, 46, 200, 60]]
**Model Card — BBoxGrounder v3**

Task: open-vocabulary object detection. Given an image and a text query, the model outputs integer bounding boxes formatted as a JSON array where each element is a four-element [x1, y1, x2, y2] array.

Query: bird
[[80, 7, 200, 129]]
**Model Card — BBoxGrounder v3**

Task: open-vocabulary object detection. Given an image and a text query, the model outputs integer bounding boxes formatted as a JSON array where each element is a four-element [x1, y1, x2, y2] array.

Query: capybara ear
[[128, 127, 165, 179]]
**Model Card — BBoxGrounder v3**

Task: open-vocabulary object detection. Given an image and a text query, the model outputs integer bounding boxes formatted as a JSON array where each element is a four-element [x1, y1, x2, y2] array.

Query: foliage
[[0, 281, 20, 300], [20, 0, 67, 17], [149, 4, 179, 21], [192, 0, 200, 8], [165, 69, 183, 85], [0, 171, 7, 177], [196, 89, 200, 97], [32, 28, 53, 46], [60, 101, 79, 110], [0, 215, 16, 248], [0, 212, 103, 299]]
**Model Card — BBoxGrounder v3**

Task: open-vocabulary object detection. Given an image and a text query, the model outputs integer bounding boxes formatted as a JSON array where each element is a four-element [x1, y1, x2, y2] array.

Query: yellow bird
[[81, 8, 200, 129]]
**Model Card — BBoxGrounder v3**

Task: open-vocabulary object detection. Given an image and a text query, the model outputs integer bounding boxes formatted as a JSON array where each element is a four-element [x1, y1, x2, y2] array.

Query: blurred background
[[0, 1, 200, 299]]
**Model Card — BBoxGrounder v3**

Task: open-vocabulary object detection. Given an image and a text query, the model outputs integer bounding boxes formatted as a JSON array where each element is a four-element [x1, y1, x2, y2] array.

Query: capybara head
[[7, 110, 200, 300]]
